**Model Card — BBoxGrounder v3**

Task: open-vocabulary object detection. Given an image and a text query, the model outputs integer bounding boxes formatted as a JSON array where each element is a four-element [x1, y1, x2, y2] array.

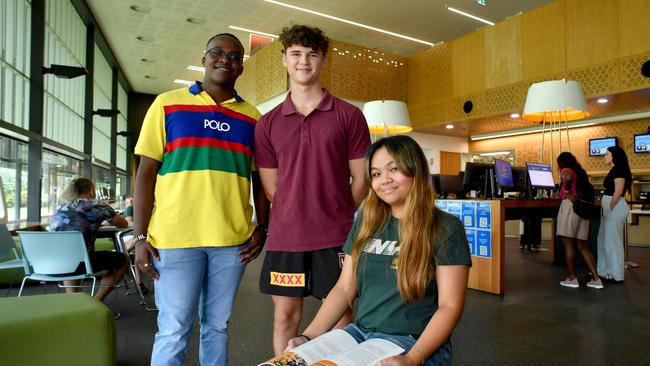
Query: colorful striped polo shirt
[[135, 82, 261, 249]]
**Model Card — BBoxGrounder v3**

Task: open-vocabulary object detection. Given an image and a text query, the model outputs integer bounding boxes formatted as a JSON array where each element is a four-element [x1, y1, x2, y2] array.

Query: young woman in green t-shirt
[[285, 135, 472, 366]]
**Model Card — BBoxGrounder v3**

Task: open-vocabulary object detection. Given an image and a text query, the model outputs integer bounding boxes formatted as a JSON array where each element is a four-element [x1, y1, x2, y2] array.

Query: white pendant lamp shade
[[362, 100, 413, 135], [522, 80, 589, 122]]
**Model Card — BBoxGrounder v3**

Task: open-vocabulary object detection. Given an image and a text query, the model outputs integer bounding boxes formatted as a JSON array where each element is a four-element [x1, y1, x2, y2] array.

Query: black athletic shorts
[[259, 247, 345, 299]]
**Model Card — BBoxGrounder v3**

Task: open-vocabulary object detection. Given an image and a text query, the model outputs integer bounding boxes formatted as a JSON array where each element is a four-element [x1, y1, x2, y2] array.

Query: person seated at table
[[50, 178, 129, 301]]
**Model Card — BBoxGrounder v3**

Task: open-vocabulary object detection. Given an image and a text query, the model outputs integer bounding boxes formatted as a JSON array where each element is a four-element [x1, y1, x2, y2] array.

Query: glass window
[[115, 173, 127, 199], [92, 165, 112, 199], [41, 149, 82, 218], [1, 0, 31, 130], [0, 135, 28, 222]]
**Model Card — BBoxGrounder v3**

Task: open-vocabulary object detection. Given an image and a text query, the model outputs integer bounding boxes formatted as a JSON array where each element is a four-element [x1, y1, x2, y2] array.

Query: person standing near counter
[[597, 146, 632, 283], [556, 152, 602, 289], [254, 24, 370, 355]]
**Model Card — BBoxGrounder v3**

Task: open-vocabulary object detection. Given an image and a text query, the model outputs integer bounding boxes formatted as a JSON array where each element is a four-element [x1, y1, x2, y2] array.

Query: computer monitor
[[494, 159, 514, 189], [430, 174, 442, 196], [462, 162, 495, 198], [589, 137, 617, 156], [634, 133, 650, 153], [439, 174, 464, 198], [510, 165, 530, 195], [526, 163, 556, 189]]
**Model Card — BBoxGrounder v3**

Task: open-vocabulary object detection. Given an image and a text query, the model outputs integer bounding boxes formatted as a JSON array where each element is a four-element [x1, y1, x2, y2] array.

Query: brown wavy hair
[[351, 135, 437, 303], [279, 25, 329, 55]]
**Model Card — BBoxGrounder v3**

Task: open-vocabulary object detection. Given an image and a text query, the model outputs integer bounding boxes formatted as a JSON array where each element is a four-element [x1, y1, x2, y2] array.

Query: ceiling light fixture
[[228, 25, 278, 39], [362, 100, 413, 135], [129, 5, 152, 14], [136, 35, 154, 42], [263, 0, 434, 46], [446, 6, 495, 26], [510, 113, 520, 118], [471, 110, 650, 141], [446, 124, 454, 129], [93, 109, 121, 117], [173, 79, 193, 85], [187, 65, 205, 72], [479, 151, 511, 156], [43, 64, 88, 79], [597, 98, 608, 104], [186, 17, 206, 25]]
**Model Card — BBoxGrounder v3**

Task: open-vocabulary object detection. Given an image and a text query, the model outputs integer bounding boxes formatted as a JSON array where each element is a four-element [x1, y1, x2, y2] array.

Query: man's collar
[[281, 89, 333, 116], [189, 81, 243, 103]]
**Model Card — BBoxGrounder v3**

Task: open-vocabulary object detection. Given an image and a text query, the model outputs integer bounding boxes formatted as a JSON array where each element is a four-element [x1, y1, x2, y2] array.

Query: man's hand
[[239, 227, 267, 263], [135, 240, 160, 280]]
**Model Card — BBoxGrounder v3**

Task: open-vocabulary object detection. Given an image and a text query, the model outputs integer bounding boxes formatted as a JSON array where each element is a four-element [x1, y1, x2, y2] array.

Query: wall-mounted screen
[[589, 137, 617, 156], [634, 133, 650, 153], [526, 163, 556, 189]]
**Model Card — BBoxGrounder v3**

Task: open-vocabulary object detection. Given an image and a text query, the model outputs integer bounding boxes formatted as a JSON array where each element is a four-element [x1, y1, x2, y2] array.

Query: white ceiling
[[87, 0, 554, 95]]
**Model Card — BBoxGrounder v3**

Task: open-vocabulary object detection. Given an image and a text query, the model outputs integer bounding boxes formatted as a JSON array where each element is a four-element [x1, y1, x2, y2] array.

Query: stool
[[0, 293, 116, 366]]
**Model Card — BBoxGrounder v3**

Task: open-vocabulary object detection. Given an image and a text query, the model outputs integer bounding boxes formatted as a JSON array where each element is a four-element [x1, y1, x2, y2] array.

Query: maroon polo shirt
[[255, 90, 371, 252]]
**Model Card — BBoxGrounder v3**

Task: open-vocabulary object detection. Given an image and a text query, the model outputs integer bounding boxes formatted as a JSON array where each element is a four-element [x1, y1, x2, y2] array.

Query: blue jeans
[[150, 243, 248, 366], [343, 323, 453, 366]]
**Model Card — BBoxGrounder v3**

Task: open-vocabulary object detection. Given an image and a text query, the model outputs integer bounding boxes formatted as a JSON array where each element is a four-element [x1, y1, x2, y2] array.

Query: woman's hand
[[374, 354, 420, 366], [284, 335, 309, 352], [565, 191, 576, 202]]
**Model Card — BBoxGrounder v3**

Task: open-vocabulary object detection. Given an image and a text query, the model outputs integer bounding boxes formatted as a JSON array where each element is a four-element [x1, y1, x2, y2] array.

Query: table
[[625, 209, 650, 269], [437, 199, 561, 295], [6, 222, 45, 234]]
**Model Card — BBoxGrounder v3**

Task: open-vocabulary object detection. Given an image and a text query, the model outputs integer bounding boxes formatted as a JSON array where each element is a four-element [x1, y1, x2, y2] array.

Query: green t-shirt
[[343, 208, 472, 336]]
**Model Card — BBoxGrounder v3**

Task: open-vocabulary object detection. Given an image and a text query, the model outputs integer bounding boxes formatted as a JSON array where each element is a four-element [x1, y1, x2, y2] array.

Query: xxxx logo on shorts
[[270, 272, 305, 287]]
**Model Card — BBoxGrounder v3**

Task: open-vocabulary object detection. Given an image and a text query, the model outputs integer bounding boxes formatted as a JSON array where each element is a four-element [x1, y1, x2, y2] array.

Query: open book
[[257, 329, 405, 366]]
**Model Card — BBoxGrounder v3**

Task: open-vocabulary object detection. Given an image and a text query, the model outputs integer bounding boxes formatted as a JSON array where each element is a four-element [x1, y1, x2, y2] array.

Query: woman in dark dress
[[596, 146, 632, 282]]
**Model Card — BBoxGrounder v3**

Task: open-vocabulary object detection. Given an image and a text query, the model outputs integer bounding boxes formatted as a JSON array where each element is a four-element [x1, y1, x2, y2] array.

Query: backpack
[[571, 179, 596, 219]]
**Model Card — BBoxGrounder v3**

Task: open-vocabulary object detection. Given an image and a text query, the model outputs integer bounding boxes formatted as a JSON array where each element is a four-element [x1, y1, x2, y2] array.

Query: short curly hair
[[279, 25, 329, 55]]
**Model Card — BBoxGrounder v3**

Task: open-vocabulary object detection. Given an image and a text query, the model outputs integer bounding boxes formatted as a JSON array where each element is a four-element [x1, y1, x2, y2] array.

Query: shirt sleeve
[[346, 107, 371, 160], [134, 96, 166, 162], [343, 211, 363, 254], [435, 214, 472, 267], [254, 114, 278, 169], [98, 202, 117, 222]]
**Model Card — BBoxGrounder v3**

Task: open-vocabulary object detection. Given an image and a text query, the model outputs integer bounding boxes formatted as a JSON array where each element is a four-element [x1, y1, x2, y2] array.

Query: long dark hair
[[352, 135, 437, 303], [607, 146, 632, 193], [556, 151, 588, 186]]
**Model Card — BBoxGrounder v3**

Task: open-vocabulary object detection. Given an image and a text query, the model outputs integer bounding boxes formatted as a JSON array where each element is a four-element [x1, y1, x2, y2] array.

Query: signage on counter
[[436, 199, 491, 258], [476, 229, 491, 258]]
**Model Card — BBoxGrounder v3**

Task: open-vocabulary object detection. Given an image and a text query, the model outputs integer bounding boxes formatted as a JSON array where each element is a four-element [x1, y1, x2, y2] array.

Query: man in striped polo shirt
[[133, 33, 270, 366]]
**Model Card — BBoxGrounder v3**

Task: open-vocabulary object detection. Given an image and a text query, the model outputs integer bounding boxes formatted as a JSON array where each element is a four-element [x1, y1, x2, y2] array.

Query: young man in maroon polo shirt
[[254, 24, 371, 354]]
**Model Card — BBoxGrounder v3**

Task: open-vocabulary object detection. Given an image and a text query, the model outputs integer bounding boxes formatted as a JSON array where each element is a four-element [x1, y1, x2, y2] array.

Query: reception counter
[[436, 198, 561, 295]]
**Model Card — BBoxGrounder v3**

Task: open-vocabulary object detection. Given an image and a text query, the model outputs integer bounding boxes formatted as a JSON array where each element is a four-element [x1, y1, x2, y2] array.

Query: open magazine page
[[257, 329, 405, 366], [312, 338, 404, 366], [257, 329, 358, 366]]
